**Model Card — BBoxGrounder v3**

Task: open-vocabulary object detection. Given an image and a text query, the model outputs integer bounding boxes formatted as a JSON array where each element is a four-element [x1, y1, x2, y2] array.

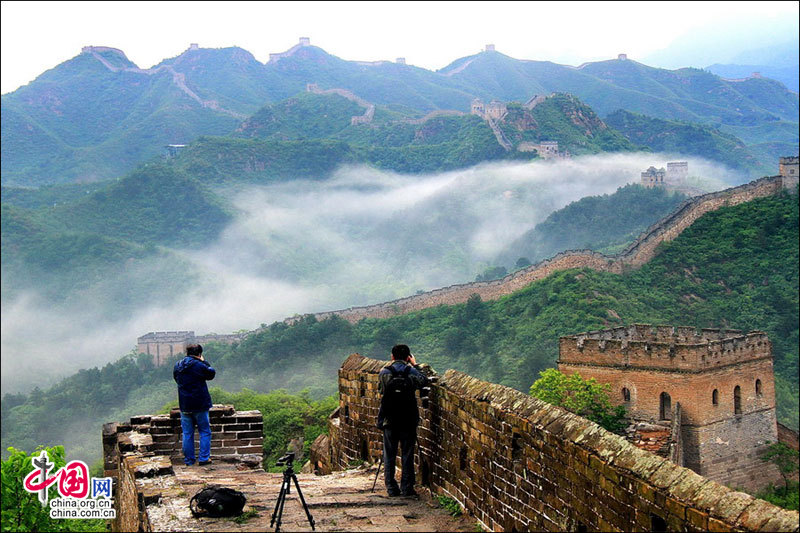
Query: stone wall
[[105, 405, 263, 531], [286, 175, 791, 326], [137, 331, 245, 367], [328, 353, 798, 532], [306, 83, 375, 125], [104, 405, 263, 477]]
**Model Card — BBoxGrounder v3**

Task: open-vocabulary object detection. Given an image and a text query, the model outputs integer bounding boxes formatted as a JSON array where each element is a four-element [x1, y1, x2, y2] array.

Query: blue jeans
[[180, 410, 211, 465]]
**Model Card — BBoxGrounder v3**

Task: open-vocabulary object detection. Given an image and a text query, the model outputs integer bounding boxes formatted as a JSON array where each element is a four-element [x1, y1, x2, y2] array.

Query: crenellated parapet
[[559, 325, 772, 373]]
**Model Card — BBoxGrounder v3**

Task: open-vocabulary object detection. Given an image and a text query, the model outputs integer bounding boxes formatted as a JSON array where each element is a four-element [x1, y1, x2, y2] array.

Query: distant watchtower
[[137, 331, 195, 367], [779, 156, 798, 179], [641, 166, 666, 188], [558, 324, 781, 491], [666, 161, 688, 184]]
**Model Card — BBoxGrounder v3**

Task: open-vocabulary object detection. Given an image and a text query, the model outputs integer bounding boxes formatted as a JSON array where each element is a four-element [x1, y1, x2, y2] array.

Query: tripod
[[270, 459, 315, 532]]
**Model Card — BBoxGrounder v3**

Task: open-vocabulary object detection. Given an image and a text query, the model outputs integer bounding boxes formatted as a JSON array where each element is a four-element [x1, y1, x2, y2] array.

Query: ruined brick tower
[[557, 324, 781, 491]]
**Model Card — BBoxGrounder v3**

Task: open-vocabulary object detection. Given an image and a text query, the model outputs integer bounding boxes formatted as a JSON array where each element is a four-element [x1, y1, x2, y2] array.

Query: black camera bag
[[378, 365, 416, 429], [190, 485, 247, 517]]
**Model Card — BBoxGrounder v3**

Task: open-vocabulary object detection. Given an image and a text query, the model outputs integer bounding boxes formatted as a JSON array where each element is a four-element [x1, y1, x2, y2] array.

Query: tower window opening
[[734, 385, 742, 415], [659, 392, 672, 421], [755, 379, 762, 396], [712, 389, 719, 405], [622, 387, 631, 402]]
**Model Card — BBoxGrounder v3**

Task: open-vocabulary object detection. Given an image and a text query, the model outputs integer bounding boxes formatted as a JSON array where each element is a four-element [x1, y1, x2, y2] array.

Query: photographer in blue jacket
[[173, 344, 216, 466]]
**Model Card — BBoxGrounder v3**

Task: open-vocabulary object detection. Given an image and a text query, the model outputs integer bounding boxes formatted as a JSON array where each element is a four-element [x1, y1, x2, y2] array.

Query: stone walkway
[[146, 462, 479, 532]]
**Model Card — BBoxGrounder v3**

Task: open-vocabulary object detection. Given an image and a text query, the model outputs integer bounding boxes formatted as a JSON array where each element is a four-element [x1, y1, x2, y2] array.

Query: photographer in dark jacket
[[377, 344, 429, 497], [173, 344, 215, 466]]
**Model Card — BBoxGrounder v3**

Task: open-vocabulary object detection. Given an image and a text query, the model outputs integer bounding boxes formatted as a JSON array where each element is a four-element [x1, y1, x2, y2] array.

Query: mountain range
[[2, 40, 797, 186]]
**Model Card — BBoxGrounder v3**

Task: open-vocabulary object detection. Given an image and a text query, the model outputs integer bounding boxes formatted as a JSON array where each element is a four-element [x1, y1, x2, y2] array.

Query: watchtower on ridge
[[558, 324, 781, 491]]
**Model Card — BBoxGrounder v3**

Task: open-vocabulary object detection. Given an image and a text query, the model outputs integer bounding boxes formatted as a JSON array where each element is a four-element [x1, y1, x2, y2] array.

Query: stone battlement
[[559, 325, 772, 372], [326, 353, 798, 531], [104, 405, 263, 531]]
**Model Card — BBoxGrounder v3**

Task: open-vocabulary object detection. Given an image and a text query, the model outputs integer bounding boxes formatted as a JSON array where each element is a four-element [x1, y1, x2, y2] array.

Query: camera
[[276, 452, 295, 466]]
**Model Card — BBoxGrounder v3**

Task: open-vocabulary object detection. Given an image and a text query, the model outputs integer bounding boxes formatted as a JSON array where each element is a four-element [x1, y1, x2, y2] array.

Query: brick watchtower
[[557, 324, 781, 491]]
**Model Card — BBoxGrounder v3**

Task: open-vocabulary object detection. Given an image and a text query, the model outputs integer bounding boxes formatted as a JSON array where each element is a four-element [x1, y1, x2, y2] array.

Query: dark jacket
[[173, 356, 216, 412], [377, 360, 429, 429]]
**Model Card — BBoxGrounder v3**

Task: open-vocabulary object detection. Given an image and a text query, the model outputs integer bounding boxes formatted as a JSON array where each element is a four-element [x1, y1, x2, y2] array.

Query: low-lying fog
[[1, 153, 737, 393]]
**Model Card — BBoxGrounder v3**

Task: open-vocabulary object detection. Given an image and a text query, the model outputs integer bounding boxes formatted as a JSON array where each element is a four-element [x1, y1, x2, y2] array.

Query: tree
[[514, 257, 532, 270], [762, 442, 799, 492], [529, 369, 626, 432]]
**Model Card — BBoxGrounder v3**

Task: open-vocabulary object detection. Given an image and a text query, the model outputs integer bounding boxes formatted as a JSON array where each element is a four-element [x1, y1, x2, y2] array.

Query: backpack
[[378, 364, 417, 429], [190, 485, 247, 518]]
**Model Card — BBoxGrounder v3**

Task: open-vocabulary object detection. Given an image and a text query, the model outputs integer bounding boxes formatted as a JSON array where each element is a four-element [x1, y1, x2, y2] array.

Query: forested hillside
[[498, 184, 689, 265], [499, 94, 634, 155], [605, 110, 773, 175], [3, 189, 796, 464], [0, 164, 221, 309]]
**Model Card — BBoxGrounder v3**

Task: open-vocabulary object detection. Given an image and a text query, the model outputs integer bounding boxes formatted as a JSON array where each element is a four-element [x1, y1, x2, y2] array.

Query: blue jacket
[[173, 356, 216, 412]]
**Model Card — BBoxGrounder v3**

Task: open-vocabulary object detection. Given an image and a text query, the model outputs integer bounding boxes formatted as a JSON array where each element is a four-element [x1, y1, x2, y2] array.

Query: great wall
[[284, 173, 798, 326], [81, 45, 247, 120], [305, 83, 375, 125], [105, 351, 799, 531], [323, 353, 799, 531]]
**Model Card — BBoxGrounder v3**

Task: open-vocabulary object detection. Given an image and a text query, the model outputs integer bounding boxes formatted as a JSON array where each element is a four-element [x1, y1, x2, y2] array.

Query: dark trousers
[[383, 426, 416, 493]]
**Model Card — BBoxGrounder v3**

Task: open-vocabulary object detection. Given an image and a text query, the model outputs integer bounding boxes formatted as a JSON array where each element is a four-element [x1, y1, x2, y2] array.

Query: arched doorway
[[659, 392, 672, 420]]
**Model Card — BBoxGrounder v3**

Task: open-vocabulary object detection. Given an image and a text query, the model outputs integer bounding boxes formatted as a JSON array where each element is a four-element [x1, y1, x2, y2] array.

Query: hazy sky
[[2, 1, 797, 94]]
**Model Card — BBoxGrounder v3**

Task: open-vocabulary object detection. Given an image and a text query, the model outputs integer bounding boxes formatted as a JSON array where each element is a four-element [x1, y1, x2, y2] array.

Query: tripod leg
[[371, 455, 383, 492], [275, 479, 289, 533], [291, 474, 316, 531], [270, 477, 288, 528]]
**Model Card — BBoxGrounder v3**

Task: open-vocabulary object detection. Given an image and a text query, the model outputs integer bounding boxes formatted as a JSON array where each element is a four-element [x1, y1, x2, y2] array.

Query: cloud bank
[[0, 153, 739, 393]]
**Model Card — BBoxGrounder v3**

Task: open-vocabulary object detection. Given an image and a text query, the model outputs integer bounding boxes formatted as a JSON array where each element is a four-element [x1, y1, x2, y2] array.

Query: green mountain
[[705, 64, 799, 93], [1, 49, 240, 187], [3, 187, 797, 463], [443, 52, 798, 126], [182, 91, 639, 181], [605, 109, 771, 176], [3, 43, 797, 186], [499, 94, 635, 155], [498, 184, 690, 265]]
